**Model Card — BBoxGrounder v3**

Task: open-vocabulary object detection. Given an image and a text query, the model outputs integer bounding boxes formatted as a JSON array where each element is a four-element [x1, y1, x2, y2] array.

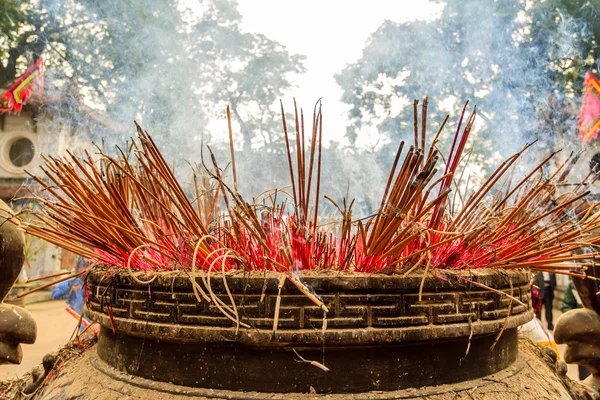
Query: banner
[[0, 59, 44, 115], [579, 71, 600, 143]]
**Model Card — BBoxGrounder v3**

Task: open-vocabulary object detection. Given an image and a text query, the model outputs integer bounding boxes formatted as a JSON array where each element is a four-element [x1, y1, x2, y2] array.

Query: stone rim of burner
[[85, 267, 532, 394]]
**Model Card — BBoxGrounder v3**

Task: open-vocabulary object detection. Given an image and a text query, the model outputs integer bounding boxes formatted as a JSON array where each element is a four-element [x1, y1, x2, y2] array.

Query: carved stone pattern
[[87, 283, 530, 330]]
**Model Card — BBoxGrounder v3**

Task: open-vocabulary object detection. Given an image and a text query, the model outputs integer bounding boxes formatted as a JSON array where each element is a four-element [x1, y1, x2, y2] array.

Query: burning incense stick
[[13, 99, 600, 298]]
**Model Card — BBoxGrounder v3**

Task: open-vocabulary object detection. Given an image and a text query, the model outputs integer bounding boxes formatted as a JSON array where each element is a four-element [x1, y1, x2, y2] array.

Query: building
[[0, 92, 103, 279]]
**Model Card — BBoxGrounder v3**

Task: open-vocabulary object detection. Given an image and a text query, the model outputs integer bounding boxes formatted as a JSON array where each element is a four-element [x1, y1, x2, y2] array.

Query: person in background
[[531, 277, 543, 320], [562, 279, 583, 314], [520, 316, 560, 358], [536, 271, 556, 330], [561, 278, 591, 381], [51, 257, 88, 315], [52, 276, 84, 314], [521, 270, 559, 361]]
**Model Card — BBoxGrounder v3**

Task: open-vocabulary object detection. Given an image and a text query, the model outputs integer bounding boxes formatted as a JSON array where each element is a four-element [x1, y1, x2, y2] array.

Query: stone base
[[97, 326, 518, 393], [31, 339, 591, 399]]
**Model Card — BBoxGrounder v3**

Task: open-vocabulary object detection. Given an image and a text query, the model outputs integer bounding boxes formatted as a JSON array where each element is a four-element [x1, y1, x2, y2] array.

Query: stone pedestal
[[0, 199, 36, 365]]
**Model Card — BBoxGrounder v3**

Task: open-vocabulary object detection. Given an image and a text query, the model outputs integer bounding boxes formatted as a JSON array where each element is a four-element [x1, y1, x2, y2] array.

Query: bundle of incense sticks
[[10, 99, 600, 284]]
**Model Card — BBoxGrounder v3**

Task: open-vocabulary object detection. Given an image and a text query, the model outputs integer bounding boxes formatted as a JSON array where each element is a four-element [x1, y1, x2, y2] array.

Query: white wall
[[1, 110, 71, 278]]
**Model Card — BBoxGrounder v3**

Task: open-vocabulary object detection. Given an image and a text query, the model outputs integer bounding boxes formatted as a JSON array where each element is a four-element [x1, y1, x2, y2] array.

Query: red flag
[[579, 71, 600, 143], [0, 58, 44, 115]]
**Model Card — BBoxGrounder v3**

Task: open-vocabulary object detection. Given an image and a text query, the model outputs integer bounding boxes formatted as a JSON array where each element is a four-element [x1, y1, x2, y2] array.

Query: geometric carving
[[84, 268, 533, 393], [86, 268, 531, 343]]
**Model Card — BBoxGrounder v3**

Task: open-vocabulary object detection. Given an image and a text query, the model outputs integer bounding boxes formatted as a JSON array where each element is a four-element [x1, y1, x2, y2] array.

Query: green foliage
[[335, 0, 599, 157], [0, 0, 305, 151], [528, 0, 600, 94], [186, 5, 305, 150]]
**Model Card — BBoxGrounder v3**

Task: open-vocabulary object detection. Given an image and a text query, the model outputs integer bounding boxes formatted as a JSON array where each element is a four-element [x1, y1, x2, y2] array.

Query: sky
[[236, 0, 444, 145]]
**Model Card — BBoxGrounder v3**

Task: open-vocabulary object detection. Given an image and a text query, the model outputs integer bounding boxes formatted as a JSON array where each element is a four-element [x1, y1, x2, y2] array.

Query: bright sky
[[236, 0, 444, 145]]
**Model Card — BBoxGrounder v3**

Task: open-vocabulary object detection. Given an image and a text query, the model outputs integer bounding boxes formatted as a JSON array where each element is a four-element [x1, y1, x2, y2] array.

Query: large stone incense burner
[[85, 267, 531, 394], [11, 101, 599, 398]]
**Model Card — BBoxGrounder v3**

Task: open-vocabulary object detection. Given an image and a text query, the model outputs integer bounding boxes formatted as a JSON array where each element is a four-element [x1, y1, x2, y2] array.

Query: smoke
[[27, 0, 303, 159], [20, 0, 599, 220], [335, 0, 596, 200]]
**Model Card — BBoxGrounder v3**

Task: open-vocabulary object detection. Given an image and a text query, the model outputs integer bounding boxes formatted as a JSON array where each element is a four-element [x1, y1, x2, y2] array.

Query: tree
[[186, 1, 305, 151], [0, 0, 305, 153], [335, 0, 598, 160], [0, 0, 31, 85], [528, 0, 600, 95]]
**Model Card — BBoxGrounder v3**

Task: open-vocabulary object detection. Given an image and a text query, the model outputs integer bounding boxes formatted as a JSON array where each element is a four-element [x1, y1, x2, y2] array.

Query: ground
[[0, 299, 583, 383]]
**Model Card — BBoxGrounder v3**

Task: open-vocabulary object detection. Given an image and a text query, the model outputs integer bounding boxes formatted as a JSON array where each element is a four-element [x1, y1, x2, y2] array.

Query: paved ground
[[0, 300, 584, 382], [0, 300, 77, 380]]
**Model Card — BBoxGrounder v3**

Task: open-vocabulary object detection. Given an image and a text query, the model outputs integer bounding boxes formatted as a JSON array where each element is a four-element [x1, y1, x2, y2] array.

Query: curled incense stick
[[292, 349, 330, 373], [190, 235, 215, 303], [126, 244, 157, 285], [206, 251, 251, 329], [287, 273, 329, 313]]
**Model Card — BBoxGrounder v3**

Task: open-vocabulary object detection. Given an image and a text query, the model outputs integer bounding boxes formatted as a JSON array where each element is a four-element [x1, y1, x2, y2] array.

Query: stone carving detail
[[555, 271, 600, 397], [0, 200, 36, 364], [87, 273, 530, 331]]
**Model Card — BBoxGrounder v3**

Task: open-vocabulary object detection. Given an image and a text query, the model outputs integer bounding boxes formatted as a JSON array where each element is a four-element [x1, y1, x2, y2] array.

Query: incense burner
[[85, 268, 532, 394]]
